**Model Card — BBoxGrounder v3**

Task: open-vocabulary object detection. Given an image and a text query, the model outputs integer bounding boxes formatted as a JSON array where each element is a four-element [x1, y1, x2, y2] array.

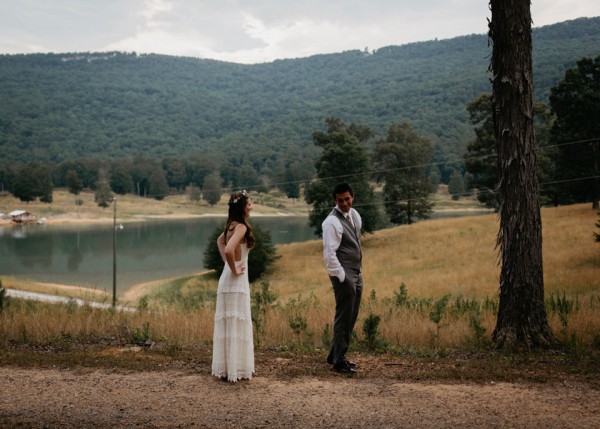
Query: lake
[[0, 209, 492, 294], [0, 216, 316, 293]]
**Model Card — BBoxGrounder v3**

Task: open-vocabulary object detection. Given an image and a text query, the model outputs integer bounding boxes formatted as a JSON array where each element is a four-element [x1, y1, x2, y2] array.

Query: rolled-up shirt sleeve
[[322, 215, 345, 282]]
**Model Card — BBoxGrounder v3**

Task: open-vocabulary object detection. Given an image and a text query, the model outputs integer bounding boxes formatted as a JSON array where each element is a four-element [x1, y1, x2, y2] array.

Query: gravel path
[[1, 365, 599, 428]]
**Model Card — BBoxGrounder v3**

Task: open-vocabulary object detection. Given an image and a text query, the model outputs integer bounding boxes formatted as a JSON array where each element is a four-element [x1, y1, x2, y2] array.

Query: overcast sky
[[0, 1, 598, 64]]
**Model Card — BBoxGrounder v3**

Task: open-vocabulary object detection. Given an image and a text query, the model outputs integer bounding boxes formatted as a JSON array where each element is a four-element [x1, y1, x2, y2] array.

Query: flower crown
[[230, 189, 248, 205]]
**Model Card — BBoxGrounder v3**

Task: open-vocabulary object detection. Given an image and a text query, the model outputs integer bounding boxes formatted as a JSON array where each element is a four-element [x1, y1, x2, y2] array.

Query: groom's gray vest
[[330, 209, 362, 271]]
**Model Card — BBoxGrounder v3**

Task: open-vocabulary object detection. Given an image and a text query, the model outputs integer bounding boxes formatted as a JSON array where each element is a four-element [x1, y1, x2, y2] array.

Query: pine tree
[[373, 123, 434, 225], [94, 176, 113, 209], [305, 118, 381, 235], [447, 170, 465, 201], [202, 172, 222, 206], [549, 55, 600, 209], [203, 223, 278, 283], [66, 170, 83, 195], [489, 0, 553, 348]]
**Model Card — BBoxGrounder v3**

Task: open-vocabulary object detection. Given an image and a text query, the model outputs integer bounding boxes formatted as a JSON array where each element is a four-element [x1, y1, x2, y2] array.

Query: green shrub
[[393, 283, 408, 307], [131, 322, 152, 345], [203, 223, 279, 282], [289, 314, 308, 337], [362, 312, 382, 350], [548, 291, 577, 328]]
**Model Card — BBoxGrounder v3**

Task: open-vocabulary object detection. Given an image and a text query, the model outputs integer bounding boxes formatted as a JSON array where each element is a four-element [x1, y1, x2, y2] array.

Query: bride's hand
[[236, 264, 246, 275]]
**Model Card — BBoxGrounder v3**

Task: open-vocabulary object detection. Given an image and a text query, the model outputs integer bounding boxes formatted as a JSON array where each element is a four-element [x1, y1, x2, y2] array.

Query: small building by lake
[[7, 210, 37, 224]]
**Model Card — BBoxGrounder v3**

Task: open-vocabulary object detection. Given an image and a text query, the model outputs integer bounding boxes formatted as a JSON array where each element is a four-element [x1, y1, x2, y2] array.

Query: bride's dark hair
[[224, 190, 255, 248]]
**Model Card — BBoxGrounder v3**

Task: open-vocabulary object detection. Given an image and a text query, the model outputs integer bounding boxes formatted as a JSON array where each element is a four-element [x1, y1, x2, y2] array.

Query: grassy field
[[263, 203, 599, 348], [1, 197, 598, 354]]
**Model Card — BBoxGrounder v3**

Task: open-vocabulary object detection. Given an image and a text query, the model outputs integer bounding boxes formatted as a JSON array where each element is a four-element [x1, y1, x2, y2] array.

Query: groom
[[322, 183, 363, 374]]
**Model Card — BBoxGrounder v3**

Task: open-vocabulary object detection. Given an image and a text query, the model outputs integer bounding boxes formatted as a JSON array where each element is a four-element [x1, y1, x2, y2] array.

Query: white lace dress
[[211, 243, 255, 382]]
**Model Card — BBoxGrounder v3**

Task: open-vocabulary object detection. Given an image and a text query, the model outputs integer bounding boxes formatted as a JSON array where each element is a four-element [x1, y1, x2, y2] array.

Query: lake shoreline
[[0, 207, 492, 227], [1, 183, 492, 304], [10, 211, 300, 226], [1, 208, 494, 306], [1, 273, 211, 306], [0, 214, 316, 304]]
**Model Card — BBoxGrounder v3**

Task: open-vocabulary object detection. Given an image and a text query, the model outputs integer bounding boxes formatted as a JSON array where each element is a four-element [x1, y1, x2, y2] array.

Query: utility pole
[[112, 197, 117, 307]]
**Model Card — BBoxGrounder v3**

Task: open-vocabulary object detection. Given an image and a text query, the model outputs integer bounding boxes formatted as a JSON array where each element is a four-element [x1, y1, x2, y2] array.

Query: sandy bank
[[2, 272, 214, 307]]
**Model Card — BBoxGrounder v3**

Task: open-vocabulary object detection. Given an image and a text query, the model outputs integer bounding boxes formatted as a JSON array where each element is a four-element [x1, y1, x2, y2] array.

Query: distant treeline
[[1, 18, 599, 178]]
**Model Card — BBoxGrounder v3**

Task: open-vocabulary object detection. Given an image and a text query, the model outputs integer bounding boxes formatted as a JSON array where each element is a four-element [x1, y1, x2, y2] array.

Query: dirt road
[[1, 361, 598, 428]]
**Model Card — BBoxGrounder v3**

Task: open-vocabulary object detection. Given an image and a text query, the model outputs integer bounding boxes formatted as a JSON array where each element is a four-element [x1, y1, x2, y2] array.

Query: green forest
[[0, 17, 599, 195]]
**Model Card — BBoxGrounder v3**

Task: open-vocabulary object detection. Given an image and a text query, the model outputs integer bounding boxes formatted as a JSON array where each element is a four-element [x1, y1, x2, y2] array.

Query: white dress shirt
[[322, 207, 362, 282]]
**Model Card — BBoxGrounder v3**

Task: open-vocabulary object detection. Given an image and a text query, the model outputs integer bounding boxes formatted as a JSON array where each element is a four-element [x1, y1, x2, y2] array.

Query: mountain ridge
[[1, 17, 599, 179]]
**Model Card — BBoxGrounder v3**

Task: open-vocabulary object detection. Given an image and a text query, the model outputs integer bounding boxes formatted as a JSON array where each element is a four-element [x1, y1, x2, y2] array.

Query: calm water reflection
[[0, 217, 316, 293]]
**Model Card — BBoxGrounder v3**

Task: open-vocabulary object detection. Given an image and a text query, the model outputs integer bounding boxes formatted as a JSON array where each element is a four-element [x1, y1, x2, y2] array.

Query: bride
[[211, 190, 255, 382]]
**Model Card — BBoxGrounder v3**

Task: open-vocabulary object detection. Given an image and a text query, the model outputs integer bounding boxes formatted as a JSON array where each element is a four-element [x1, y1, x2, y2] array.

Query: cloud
[[139, 0, 174, 20], [0, 0, 598, 63]]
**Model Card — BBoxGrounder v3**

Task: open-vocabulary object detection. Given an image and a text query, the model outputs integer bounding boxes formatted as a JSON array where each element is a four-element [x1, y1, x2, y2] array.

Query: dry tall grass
[[270, 203, 599, 301], [262, 202, 599, 348], [1, 203, 598, 350]]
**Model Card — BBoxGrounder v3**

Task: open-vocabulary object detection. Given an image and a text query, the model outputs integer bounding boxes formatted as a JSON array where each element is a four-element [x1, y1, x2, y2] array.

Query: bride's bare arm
[[217, 232, 227, 263], [223, 224, 247, 275]]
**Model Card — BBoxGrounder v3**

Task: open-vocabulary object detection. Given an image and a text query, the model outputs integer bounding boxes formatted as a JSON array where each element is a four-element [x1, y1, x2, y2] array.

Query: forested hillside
[[1, 17, 599, 176]]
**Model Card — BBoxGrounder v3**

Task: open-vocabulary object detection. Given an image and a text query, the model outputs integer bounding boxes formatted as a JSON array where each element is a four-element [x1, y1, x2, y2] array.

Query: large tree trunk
[[489, 0, 554, 349]]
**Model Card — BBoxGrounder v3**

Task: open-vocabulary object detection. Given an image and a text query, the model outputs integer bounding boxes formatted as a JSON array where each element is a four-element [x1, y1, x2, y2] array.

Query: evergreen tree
[[110, 162, 134, 195], [373, 123, 434, 225], [549, 55, 600, 209], [131, 157, 155, 197], [162, 157, 188, 191], [185, 154, 217, 189], [489, 0, 553, 348], [447, 170, 465, 200], [94, 173, 113, 209], [203, 223, 278, 283], [274, 157, 313, 200], [11, 161, 53, 203], [65, 170, 83, 195], [465, 93, 553, 209], [236, 164, 260, 190], [247, 224, 279, 282], [428, 165, 442, 188], [36, 162, 54, 203], [11, 165, 37, 203], [282, 166, 301, 200], [305, 118, 381, 235], [464, 94, 499, 208], [202, 172, 223, 206], [148, 165, 169, 200], [0, 160, 9, 193]]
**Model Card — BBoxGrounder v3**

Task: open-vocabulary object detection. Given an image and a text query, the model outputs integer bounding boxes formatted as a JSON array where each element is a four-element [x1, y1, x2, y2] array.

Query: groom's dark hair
[[332, 183, 354, 199]]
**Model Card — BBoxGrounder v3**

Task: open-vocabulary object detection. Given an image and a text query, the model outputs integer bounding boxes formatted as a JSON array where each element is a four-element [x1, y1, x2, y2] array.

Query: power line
[[141, 136, 599, 199], [222, 135, 599, 194], [345, 175, 600, 210]]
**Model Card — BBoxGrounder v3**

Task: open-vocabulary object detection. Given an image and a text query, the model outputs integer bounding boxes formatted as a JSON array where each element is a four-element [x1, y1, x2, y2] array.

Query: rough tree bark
[[488, 0, 554, 349]]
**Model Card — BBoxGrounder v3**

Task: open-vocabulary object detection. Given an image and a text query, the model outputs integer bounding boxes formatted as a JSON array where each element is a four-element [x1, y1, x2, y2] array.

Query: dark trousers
[[327, 268, 363, 366]]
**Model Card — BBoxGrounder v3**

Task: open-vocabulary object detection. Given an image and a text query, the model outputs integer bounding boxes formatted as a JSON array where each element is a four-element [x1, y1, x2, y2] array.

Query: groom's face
[[335, 191, 354, 213]]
